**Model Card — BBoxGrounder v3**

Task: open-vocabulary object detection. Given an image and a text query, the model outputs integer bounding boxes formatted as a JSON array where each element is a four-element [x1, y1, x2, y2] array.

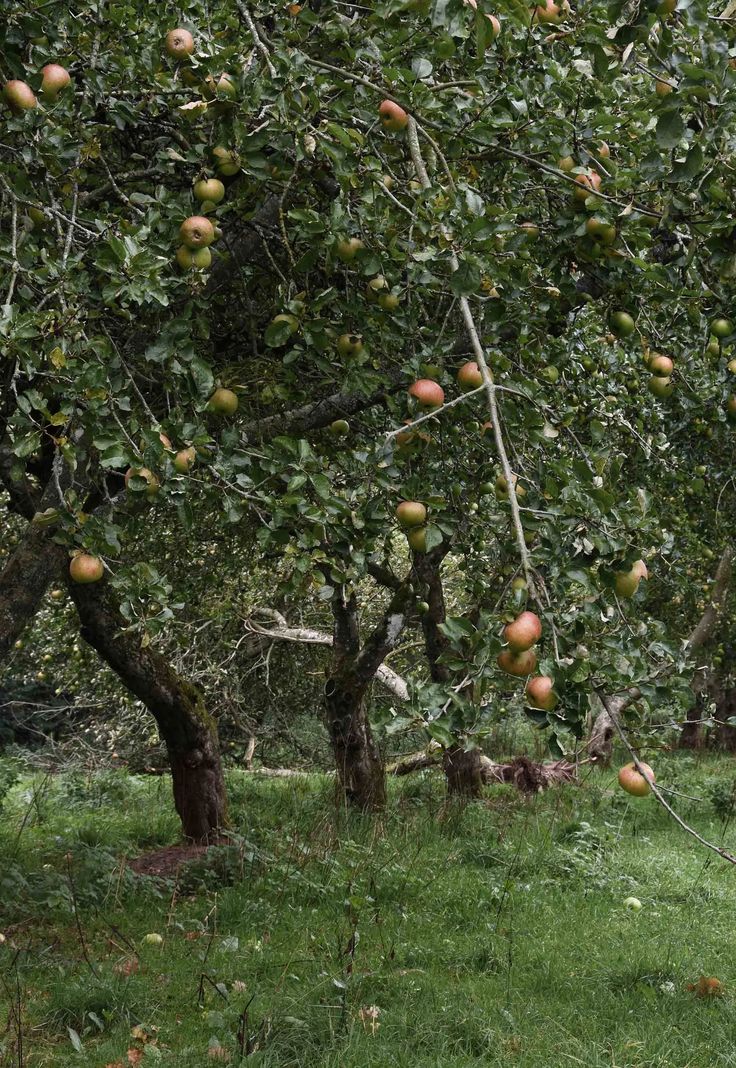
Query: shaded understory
[[1, 752, 736, 1066]]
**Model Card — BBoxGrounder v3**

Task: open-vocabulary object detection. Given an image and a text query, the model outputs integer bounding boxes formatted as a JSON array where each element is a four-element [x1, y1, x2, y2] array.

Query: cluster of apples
[[124, 433, 196, 502], [176, 211, 222, 272], [3, 64, 71, 113], [647, 352, 675, 399], [165, 28, 237, 120], [396, 500, 429, 553]]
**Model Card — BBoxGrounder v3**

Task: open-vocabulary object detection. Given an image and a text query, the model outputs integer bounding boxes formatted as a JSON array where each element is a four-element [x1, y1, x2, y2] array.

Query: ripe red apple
[[409, 379, 445, 409], [173, 447, 196, 473], [180, 216, 215, 249], [525, 675, 557, 711], [497, 647, 538, 676], [649, 354, 673, 376], [632, 559, 649, 580], [40, 64, 71, 100], [208, 387, 238, 415], [457, 361, 483, 392], [379, 99, 409, 132], [618, 761, 655, 797], [573, 170, 602, 202], [193, 178, 225, 205], [4, 80, 37, 113], [69, 553, 104, 584], [165, 28, 194, 59], [396, 501, 427, 529], [503, 610, 542, 652], [125, 466, 160, 497]]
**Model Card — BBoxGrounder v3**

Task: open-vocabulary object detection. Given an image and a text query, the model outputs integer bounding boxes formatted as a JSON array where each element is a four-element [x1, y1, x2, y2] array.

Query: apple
[[165, 28, 194, 59], [457, 361, 483, 391], [609, 310, 636, 338], [525, 675, 557, 711], [558, 155, 575, 172], [632, 559, 648, 580], [649, 354, 673, 376], [707, 338, 721, 357], [125, 466, 160, 498], [534, 0, 564, 22], [50, 589, 64, 601], [142, 932, 164, 945], [378, 292, 400, 311], [655, 78, 673, 97], [486, 14, 501, 37], [726, 395, 736, 417], [585, 217, 616, 244], [212, 146, 240, 176], [173, 447, 196, 473], [336, 237, 364, 262], [396, 501, 427, 529], [407, 526, 427, 553], [614, 569, 640, 598], [4, 80, 37, 113], [495, 474, 525, 500], [176, 245, 211, 270], [648, 375, 673, 398], [207, 387, 238, 415], [203, 73, 236, 99], [503, 610, 542, 652], [711, 317, 733, 339], [624, 896, 642, 911], [329, 419, 350, 436], [337, 333, 363, 357], [193, 178, 225, 205], [379, 99, 409, 132], [618, 761, 655, 797], [180, 216, 215, 249], [69, 553, 104, 584], [497, 647, 538, 677], [597, 141, 611, 159], [40, 64, 71, 101], [409, 379, 445, 409], [366, 276, 388, 301], [573, 170, 602, 203]]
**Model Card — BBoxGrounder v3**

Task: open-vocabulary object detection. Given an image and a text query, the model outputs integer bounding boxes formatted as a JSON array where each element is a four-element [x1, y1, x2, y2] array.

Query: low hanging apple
[[4, 80, 37, 113], [457, 361, 483, 392], [180, 216, 215, 249], [503, 610, 542, 652], [497, 647, 538, 677], [525, 675, 557, 711], [379, 99, 409, 132], [618, 761, 655, 797], [40, 64, 71, 101], [409, 379, 445, 409]]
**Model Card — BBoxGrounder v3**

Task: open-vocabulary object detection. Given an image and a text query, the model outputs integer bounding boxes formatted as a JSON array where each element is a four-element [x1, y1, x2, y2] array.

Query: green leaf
[[449, 259, 480, 297], [655, 109, 684, 149]]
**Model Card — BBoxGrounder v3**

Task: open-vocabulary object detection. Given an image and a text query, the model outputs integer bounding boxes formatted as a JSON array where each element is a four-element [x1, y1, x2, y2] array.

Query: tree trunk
[[0, 527, 66, 661], [588, 705, 615, 764], [324, 677, 386, 810], [713, 687, 736, 751], [443, 745, 487, 798], [67, 578, 227, 842], [680, 699, 705, 749]]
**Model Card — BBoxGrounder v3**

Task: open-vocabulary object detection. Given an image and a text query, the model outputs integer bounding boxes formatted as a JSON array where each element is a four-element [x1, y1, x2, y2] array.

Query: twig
[[237, 1, 277, 77]]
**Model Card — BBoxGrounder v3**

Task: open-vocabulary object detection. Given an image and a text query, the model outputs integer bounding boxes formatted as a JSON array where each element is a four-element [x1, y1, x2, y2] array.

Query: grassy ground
[[2, 752, 736, 1067]]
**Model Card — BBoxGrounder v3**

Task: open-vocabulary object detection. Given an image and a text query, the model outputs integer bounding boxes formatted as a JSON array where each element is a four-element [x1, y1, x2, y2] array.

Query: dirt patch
[[129, 838, 230, 878]]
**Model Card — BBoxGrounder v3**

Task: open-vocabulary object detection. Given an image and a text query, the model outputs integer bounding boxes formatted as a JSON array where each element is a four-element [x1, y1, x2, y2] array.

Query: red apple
[[497, 647, 538, 677], [525, 675, 557, 711], [503, 610, 542, 652], [4, 80, 37, 113], [40, 64, 71, 100], [618, 761, 655, 797], [379, 99, 409, 132], [409, 379, 445, 409], [457, 361, 483, 392], [573, 170, 602, 202], [125, 466, 160, 497], [69, 553, 104, 584]]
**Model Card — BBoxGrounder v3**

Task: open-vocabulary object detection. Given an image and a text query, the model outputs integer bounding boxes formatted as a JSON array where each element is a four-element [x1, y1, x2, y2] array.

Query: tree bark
[[0, 517, 67, 662], [324, 580, 414, 810], [67, 578, 227, 842], [442, 745, 487, 798]]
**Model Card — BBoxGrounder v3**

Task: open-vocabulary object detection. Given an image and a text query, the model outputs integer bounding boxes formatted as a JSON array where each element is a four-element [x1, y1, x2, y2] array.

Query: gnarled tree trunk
[[443, 745, 487, 798], [0, 530, 66, 661], [68, 578, 227, 842], [325, 580, 413, 811]]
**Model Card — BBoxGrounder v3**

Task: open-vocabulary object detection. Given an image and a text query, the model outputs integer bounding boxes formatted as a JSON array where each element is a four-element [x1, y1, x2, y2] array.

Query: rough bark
[[442, 745, 487, 798], [67, 578, 227, 842], [324, 580, 414, 810], [588, 695, 616, 765]]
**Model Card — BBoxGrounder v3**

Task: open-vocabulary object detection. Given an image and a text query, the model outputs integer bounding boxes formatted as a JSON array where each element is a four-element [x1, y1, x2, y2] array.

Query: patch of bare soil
[[129, 838, 230, 878]]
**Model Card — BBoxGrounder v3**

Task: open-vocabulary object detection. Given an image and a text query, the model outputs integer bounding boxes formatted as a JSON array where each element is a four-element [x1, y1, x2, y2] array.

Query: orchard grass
[[1, 752, 736, 1066]]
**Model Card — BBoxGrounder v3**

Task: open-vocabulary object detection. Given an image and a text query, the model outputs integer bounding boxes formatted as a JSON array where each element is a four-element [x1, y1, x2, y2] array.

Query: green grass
[[2, 752, 736, 1066]]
